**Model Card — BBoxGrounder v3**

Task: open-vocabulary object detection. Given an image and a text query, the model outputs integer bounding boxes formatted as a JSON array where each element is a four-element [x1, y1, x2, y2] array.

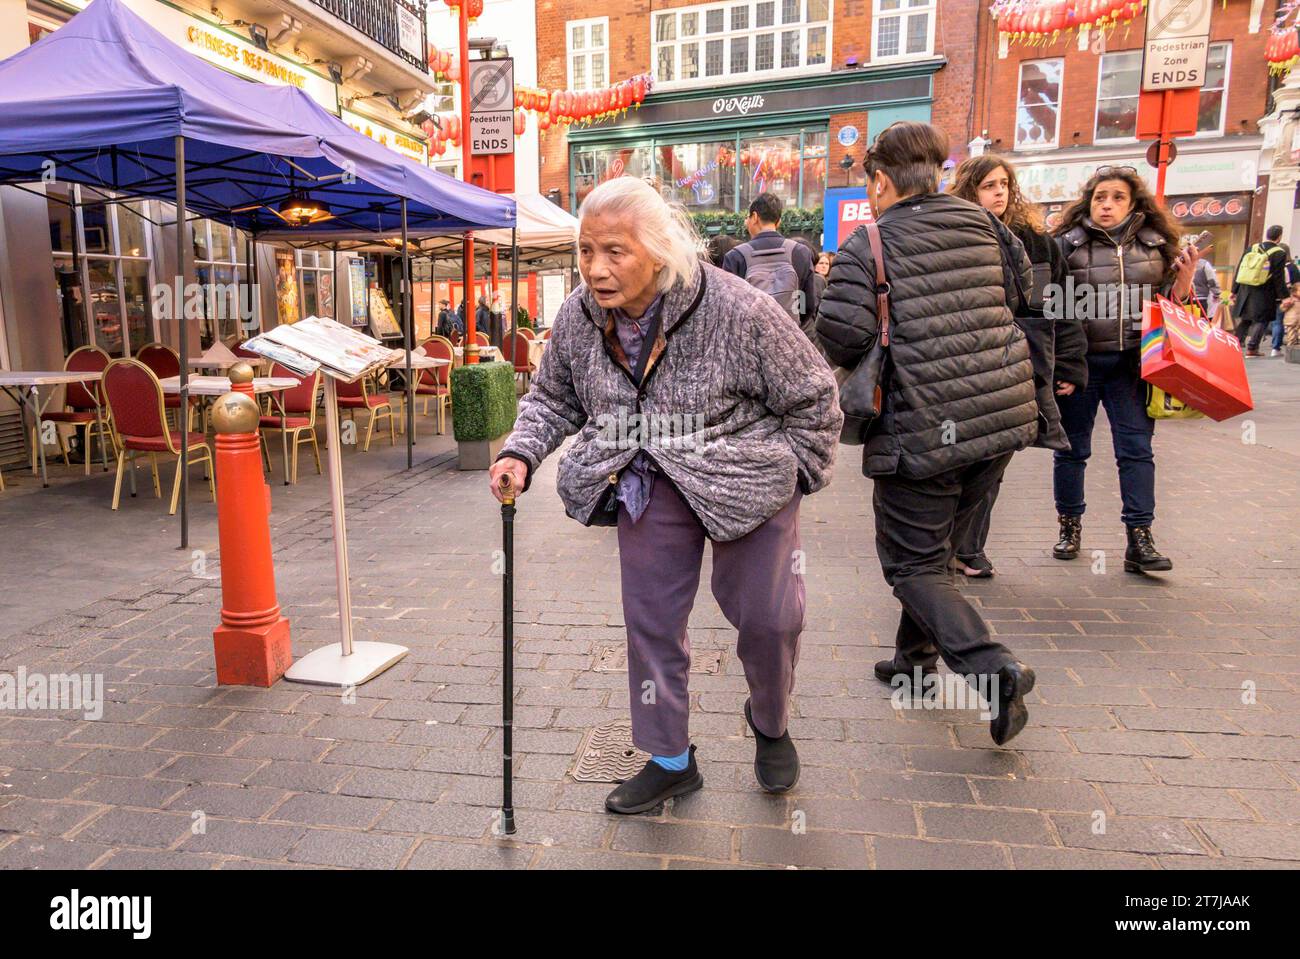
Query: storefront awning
[[0, 0, 515, 236]]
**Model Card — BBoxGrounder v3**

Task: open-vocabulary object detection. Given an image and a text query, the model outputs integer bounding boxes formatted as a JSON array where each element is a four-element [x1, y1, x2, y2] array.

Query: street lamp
[[840, 153, 855, 187]]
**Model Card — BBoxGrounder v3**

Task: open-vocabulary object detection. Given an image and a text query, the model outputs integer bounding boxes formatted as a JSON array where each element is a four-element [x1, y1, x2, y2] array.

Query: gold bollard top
[[211, 391, 260, 434], [229, 361, 255, 385]]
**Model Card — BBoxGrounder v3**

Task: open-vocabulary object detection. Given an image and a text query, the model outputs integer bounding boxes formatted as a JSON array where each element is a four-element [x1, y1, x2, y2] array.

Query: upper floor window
[[1016, 59, 1063, 150], [568, 17, 609, 92], [873, 0, 934, 61], [1095, 49, 1142, 141], [1197, 42, 1230, 136], [651, 1, 831, 89]]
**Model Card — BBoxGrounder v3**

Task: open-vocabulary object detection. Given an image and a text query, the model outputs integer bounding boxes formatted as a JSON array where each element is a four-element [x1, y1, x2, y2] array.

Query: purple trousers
[[617, 475, 806, 756]]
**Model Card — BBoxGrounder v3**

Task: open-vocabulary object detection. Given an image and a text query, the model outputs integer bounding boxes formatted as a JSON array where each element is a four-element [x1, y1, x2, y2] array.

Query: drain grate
[[570, 720, 649, 783], [592, 644, 724, 675]]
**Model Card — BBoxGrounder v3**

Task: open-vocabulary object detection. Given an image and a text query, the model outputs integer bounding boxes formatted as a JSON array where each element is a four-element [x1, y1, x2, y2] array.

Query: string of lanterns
[[990, 0, 1146, 45], [1266, 0, 1300, 77], [418, 70, 654, 155]]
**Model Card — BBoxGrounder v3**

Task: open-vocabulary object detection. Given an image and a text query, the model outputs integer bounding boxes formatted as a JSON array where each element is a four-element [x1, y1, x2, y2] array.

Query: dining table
[[0, 369, 109, 487], [160, 374, 300, 485]]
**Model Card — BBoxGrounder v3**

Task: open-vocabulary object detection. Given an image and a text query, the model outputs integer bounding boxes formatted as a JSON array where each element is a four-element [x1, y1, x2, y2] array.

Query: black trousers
[[873, 453, 1017, 677]]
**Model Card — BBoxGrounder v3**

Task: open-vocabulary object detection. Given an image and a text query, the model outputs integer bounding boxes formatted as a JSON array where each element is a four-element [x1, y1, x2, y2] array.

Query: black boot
[[744, 698, 799, 793], [990, 661, 1036, 746], [604, 744, 703, 815], [1124, 525, 1172, 574], [874, 660, 938, 687], [1052, 514, 1081, 560]]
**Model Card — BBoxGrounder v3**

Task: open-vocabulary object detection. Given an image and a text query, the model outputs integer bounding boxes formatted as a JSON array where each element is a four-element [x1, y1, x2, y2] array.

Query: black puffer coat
[[817, 192, 1039, 479], [1015, 224, 1087, 391], [1057, 214, 1172, 353]]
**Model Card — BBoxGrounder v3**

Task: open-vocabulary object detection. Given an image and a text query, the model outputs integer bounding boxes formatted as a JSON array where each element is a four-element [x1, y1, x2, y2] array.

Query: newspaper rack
[[243, 317, 408, 686]]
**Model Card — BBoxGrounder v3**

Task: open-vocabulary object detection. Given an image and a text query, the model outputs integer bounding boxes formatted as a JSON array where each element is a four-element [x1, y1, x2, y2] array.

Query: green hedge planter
[[451, 360, 518, 469]]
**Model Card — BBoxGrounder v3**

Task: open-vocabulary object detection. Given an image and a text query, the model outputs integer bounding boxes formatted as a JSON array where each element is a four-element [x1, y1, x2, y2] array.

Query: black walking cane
[[499, 472, 518, 835]]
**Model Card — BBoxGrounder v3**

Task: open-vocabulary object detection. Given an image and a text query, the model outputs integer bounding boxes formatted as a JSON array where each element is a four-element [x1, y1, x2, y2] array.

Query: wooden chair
[[334, 371, 395, 452], [43, 346, 114, 475], [102, 358, 214, 514], [259, 364, 321, 484], [416, 336, 454, 435], [474, 330, 491, 348], [518, 326, 537, 341]]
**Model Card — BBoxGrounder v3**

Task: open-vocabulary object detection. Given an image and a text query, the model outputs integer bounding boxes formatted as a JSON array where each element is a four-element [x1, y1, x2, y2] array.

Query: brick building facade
[[970, 0, 1279, 274], [535, 0, 977, 250]]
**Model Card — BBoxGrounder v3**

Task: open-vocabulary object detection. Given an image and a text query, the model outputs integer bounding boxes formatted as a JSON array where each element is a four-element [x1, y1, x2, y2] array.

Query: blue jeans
[[1272, 308, 1285, 352], [1053, 351, 1156, 527]]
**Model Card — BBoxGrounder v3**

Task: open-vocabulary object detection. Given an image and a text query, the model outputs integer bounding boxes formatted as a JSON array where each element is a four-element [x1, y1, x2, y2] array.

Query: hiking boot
[[1124, 525, 1173, 574], [1053, 514, 1082, 560]]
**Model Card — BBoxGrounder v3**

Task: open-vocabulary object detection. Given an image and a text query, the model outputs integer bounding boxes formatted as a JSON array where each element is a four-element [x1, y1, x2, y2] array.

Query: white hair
[[578, 176, 701, 294]]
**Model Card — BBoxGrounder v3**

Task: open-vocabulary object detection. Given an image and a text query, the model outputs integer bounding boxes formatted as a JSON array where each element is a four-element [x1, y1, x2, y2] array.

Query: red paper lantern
[[539, 113, 551, 131], [468, 0, 484, 19], [631, 76, 646, 103], [446, 62, 460, 82], [514, 110, 527, 135]]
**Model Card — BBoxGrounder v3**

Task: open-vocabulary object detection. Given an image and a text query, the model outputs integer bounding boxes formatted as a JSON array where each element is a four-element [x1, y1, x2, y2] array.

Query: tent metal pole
[[401, 198, 413, 468], [175, 135, 189, 551], [332, 246, 339, 323], [509, 228, 519, 373]]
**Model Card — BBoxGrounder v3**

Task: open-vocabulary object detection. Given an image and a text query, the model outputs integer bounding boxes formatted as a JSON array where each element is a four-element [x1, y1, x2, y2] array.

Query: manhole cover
[[592, 644, 724, 674], [570, 720, 648, 783]]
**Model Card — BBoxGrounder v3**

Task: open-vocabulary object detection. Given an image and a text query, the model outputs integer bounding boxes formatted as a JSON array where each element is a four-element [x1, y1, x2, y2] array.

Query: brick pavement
[[1, 379, 1298, 869]]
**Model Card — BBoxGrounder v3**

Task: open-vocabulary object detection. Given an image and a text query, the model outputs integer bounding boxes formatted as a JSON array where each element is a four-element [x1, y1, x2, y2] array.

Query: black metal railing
[[308, 0, 428, 73]]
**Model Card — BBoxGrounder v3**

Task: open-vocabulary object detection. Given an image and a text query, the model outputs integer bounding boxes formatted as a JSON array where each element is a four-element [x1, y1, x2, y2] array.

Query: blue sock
[[651, 748, 690, 771]]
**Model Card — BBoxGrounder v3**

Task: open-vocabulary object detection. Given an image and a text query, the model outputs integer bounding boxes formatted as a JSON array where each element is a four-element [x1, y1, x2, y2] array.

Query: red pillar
[[209, 371, 291, 686]]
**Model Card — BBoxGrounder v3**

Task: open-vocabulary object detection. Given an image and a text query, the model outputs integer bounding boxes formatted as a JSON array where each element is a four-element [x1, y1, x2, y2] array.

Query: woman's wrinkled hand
[[488, 456, 528, 503]]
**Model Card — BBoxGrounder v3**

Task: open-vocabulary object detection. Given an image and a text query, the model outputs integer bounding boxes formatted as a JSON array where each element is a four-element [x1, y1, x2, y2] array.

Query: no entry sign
[[469, 57, 515, 156], [1142, 0, 1212, 91]]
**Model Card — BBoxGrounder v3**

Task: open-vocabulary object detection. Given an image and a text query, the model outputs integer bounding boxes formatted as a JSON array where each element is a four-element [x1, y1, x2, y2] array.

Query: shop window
[[1016, 59, 1063, 150], [873, 0, 934, 61], [193, 220, 251, 348], [46, 185, 156, 359], [660, 139, 740, 212], [1095, 50, 1142, 141], [571, 145, 655, 212], [1197, 43, 1230, 136], [652, 0, 832, 88], [297, 250, 334, 322], [567, 17, 610, 92]]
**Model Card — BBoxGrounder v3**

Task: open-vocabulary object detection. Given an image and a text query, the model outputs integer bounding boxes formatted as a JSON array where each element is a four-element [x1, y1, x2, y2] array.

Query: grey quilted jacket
[[497, 261, 843, 542]]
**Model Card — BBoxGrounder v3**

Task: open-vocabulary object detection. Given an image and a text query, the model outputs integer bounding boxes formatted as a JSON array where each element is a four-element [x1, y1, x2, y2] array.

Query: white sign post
[[469, 58, 516, 156], [1142, 0, 1213, 91]]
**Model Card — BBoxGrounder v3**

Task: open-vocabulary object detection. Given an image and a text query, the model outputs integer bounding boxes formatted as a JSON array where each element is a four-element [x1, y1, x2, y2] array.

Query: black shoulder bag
[[836, 220, 892, 446]]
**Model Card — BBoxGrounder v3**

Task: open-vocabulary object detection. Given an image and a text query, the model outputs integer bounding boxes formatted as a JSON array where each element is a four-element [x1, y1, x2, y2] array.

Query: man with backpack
[[722, 192, 820, 339], [1232, 225, 1291, 357]]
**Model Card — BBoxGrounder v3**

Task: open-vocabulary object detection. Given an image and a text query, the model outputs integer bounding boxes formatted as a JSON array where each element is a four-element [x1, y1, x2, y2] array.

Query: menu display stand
[[243, 317, 408, 687]]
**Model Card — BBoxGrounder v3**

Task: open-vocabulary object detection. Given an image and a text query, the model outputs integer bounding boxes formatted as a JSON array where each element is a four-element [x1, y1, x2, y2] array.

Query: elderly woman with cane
[[488, 177, 842, 814]]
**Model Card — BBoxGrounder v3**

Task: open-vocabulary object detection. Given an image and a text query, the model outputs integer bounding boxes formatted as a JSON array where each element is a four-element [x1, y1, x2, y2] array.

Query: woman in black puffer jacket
[[1051, 166, 1198, 574], [947, 154, 1088, 578], [817, 121, 1039, 746]]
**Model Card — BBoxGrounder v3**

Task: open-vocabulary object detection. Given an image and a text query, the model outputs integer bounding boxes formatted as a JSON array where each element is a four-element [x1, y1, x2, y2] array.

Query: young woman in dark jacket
[[947, 154, 1087, 577], [816, 121, 1037, 746], [1051, 167, 1198, 573]]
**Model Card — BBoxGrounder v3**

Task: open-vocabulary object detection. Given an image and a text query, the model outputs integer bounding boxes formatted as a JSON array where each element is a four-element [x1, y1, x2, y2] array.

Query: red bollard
[[209, 380, 292, 686]]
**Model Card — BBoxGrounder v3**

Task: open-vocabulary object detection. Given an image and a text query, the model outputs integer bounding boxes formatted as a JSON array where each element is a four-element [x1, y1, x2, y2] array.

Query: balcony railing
[[307, 0, 428, 73]]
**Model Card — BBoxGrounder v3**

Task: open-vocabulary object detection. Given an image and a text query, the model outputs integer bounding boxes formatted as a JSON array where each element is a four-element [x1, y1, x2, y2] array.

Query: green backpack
[[1235, 243, 1282, 286]]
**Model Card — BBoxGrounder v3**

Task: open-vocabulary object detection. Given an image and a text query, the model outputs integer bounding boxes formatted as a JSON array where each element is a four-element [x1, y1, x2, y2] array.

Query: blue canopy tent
[[0, 0, 515, 545]]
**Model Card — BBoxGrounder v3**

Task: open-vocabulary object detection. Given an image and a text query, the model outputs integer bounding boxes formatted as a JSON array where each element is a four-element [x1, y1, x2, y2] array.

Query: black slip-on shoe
[[604, 744, 703, 815], [956, 553, 995, 578], [873, 660, 939, 686], [744, 698, 799, 793], [990, 662, 1036, 746]]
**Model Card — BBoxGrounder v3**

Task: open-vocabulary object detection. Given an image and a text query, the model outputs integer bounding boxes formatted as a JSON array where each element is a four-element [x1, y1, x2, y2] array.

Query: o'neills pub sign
[[591, 74, 931, 129]]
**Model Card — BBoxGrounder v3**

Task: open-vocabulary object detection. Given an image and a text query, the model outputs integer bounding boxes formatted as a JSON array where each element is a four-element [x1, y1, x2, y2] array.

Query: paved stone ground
[[1, 364, 1298, 870]]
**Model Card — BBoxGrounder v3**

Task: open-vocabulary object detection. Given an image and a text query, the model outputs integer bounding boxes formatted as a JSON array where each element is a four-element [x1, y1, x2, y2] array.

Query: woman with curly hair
[[948, 154, 1087, 578], [1050, 166, 1198, 573]]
